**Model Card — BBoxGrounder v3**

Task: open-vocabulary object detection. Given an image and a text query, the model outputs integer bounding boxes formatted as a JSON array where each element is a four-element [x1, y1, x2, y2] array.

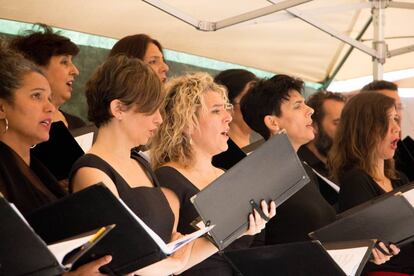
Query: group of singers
[[0, 24, 413, 276]]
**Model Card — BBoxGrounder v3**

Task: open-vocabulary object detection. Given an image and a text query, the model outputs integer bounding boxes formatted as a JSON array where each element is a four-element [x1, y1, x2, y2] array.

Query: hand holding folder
[[0, 195, 112, 276], [26, 184, 214, 275], [192, 133, 310, 250]]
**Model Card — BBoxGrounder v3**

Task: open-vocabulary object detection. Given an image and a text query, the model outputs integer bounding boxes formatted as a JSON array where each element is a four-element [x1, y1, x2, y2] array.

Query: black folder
[[212, 138, 247, 170], [31, 121, 84, 180], [192, 133, 310, 250], [309, 194, 414, 246], [0, 195, 66, 276], [241, 138, 265, 154], [26, 184, 168, 275], [224, 240, 374, 276]]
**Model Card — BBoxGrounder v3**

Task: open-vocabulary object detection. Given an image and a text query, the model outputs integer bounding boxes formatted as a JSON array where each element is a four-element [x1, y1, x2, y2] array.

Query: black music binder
[[0, 195, 112, 276], [31, 121, 84, 180], [192, 133, 310, 250], [309, 194, 414, 246], [224, 240, 374, 276], [26, 184, 210, 275]]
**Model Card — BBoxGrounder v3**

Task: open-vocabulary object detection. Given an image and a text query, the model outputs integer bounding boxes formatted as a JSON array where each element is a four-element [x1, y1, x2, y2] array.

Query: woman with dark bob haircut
[[329, 92, 414, 275], [10, 24, 86, 129], [109, 34, 169, 83], [0, 40, 111, 275], [70, 56, 223, 275]]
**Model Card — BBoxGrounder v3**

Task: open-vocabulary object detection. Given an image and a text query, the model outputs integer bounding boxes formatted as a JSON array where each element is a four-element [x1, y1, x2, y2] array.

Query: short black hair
[[214, 69, 257, 103], [361, 80, 398, 92], [306, 90, 346, 127], [10, 24, 79, 66], [240, 74, 304, 140]]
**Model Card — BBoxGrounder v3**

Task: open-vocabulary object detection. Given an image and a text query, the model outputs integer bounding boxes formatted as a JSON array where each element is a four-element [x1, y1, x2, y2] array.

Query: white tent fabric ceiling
[[0, 0, 413, 83]]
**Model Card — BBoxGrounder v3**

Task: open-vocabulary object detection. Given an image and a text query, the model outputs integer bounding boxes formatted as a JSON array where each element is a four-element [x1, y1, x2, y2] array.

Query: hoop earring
[[2, 118, 8, 134], [30, 144, 37, 149]]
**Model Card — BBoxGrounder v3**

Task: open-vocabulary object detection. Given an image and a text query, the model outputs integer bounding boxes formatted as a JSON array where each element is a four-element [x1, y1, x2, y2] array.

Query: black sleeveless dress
[[155, 166, 253, 276], [69, 153, 174, 243]]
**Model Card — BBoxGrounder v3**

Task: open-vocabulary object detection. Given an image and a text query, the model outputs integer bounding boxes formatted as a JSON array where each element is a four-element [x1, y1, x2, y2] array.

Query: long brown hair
[[329, 92, 398, 182]]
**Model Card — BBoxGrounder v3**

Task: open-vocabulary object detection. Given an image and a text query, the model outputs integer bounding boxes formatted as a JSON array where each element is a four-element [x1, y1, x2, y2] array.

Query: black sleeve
[[338, 169, 378, 212]]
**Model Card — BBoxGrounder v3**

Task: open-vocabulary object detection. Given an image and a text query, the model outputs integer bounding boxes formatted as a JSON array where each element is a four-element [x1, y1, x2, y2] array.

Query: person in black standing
[[0, 39, 111, 276], [240, 74, 395, 265], [150, 72, 276, 276], [329, 92, 413, 275]]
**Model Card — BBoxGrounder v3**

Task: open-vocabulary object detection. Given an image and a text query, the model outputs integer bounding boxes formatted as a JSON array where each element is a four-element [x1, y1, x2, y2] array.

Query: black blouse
[[265, 163, 336, 244], [70, 153, 174, 243], [155, 166, 253, 276], [338, 168, 414, 274], [0, 141, 66, 215], [61, 110, 87, 130]]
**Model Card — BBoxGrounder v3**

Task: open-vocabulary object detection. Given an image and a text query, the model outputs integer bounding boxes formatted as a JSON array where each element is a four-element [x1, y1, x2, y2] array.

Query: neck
[[0, 135, 31, 165], [306, 141, 327, 164], [194, 148, 216, 171], [372, 158, 386, 180], [91, 123, 137, 160], [229, 123, 251, 148]]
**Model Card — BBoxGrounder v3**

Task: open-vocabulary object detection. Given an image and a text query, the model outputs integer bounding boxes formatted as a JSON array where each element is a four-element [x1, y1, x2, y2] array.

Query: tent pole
[[321, 17, 372, 90], [372, 0, 386, 80]]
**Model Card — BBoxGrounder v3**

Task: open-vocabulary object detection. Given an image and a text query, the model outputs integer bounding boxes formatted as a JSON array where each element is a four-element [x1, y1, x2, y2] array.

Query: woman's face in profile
[[273, 90, 314, 150], [191, 91, 233, 156], [143, 43, 169, 83], [376, 106, 400, 160], [1, 72, 55, 146], [41, 55, 79, 107]]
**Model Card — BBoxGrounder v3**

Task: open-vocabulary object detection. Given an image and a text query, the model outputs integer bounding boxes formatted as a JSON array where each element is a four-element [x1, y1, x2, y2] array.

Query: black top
[[212, 138, 246, 170], [265, 163, 336, 245], [155, 166, 253, 276], [69, 153, 174, 243], [395, 139, 414, 181], [297, 145, 338, 206], [61, 110, 87, 130], [0, 141, 66, 215], [338, 168, 414, 274]]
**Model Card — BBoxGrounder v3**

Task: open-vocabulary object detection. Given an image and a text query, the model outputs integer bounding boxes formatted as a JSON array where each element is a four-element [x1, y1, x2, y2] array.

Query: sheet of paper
[[118, 197, 213, 255], [327, 246, 368, 276], [403, 189, 414, 207], [48, 235, 94, 264], [74, 132, 94, 153], [311, 168, 340, 193]]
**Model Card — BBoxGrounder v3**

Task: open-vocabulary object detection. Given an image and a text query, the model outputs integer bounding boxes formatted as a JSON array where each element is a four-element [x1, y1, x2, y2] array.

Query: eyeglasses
[[209, 103, 234, 114]]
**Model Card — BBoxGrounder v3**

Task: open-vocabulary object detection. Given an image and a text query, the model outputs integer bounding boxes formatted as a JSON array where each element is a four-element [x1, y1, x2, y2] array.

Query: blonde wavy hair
[[151, 72, 228, 169]]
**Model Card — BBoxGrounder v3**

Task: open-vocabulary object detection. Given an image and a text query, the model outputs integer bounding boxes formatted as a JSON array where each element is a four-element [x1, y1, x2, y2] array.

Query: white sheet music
[[48, 235, 93, 264], [403, 189, 414, 207], [74, 132, 94, 153], [327, 246, 368, 276], [118, 197, 214, 254], [311, 168, 340, 193]]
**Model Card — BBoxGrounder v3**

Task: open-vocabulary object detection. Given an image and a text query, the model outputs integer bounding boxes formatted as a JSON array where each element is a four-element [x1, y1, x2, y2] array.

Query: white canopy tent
[[1, 0, 414, 85]]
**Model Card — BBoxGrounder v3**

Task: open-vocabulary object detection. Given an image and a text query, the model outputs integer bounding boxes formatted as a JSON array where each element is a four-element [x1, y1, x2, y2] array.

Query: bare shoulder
[[71, 167, 120, 197]]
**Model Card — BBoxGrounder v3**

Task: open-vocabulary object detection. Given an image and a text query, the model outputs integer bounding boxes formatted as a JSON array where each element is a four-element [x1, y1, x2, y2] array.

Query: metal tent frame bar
[[143, 0, 414, 81]]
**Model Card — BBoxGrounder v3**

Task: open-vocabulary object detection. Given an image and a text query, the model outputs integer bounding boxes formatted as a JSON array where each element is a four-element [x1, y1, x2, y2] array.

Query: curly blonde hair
[[151, 72, 228, 169]]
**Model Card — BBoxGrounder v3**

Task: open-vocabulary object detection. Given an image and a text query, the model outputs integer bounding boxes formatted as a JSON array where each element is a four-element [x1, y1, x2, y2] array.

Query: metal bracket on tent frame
[[142, 0, 311, 31]]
